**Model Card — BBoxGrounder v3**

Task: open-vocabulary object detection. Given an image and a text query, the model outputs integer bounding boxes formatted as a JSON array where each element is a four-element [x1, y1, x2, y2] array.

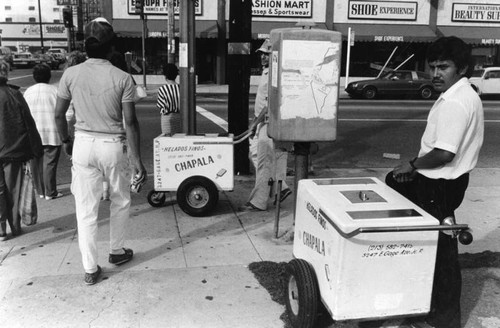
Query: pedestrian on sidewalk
[[0, 59, 42, 240], [54, 18, 147, 285], [385, 36, 484, 328], [64, 51, 87, 144], [23, 63, 63, 200], [156, 63, 181, 135], [239, 39, 291, 212]]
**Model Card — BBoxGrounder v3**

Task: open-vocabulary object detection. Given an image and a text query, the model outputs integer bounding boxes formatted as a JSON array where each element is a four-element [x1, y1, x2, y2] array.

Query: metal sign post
[[179, 0, 196, 135]]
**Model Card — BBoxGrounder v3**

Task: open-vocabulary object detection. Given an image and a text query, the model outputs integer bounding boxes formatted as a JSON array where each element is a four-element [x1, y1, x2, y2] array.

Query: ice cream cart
[[147, 134, 234, 217], [285, 177, 472, 328]]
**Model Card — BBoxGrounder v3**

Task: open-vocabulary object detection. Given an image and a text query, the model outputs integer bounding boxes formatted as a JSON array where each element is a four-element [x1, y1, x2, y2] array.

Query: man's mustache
[[432, 78, 443, 83]]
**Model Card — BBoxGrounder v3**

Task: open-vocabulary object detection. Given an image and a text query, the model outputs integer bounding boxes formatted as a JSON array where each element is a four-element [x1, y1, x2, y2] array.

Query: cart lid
[[297, 177, 438, 235]]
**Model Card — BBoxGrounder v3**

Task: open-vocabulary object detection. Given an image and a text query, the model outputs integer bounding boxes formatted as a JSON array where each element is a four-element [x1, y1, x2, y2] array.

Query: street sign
[[128, 0, 203, 16], [57, 0, 78, 5]]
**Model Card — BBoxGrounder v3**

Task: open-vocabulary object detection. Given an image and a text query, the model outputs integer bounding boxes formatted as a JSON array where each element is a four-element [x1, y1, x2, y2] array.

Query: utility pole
[[167, 0, 175, 64], [227, 0, 252, 175], [216, 0, 226, 84], [77, 0, 84, 48], [37, 0, 44, 53], [179, 0, 196, 135], [142, 15, 147, 88], [135, 0, 147, 88]]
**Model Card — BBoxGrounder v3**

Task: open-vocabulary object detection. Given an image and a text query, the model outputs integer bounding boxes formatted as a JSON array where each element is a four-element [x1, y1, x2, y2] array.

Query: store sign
[[128, 0, 202, 16], [374, 35, 405, 42], [57, 0, 78, 5], [482, 39, 500, 45], [452, 3, 500, 22], [252, 0, 312, 17], [22, 24, 66, 36], [348, 0, 417, 21]]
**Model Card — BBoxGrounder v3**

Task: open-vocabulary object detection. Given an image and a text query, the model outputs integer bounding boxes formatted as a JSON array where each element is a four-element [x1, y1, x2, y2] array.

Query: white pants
[[248, 123, 289, 210], [71, 132, 132, 273]]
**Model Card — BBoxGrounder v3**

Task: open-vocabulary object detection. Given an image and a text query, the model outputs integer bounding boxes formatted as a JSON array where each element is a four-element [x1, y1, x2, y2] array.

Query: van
[[47, 48, 67, 64], [0, 46, 14, 69]]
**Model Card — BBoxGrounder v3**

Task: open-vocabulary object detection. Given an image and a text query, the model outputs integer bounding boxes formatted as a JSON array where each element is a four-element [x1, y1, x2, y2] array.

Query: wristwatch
[[409, 157, 418, 170], [62, 136, 71, 144]]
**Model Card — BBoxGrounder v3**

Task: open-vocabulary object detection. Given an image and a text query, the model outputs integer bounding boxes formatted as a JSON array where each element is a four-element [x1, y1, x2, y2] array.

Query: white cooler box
[[153, 134, 234, 191], [293, 177, 439, 321]]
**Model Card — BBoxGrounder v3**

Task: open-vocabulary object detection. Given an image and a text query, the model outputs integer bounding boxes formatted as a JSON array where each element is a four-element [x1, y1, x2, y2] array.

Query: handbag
[[19, 163, 38, 226], [134, 85, 147, 103]]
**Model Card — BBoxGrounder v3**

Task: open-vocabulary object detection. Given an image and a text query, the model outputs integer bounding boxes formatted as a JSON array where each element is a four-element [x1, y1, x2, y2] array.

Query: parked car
[[47, 48, 67, 65], [469, 67, 500, 96], [12, 52, 43, 68], [0, 46, 14, 70], [33, 53, 60, 70], [345, 70, 436, 100]]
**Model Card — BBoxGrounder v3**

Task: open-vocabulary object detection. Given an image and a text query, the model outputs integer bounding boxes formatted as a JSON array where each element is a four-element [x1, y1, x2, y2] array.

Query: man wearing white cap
[[55, 18, 146, 285], [239, 39, 291, 212]]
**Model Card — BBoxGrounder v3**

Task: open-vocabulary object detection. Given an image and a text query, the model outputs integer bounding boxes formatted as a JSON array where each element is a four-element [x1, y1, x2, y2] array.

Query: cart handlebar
[[338, 223, 472, 245]]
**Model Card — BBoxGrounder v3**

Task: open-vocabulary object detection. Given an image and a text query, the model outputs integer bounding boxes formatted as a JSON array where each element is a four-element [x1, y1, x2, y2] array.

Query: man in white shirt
[[24, 63, 62, 200], [239, 39, 291, 211], [386, 36, 484, 328]]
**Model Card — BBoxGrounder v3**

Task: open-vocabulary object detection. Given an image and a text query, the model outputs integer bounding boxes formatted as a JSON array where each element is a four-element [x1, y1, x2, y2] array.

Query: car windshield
[[471, 70, 484, 77], [381, 71, 411, 80]]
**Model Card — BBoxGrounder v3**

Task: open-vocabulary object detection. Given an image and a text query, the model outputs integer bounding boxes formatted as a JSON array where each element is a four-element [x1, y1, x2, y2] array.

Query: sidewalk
[[0, 167, 498, 328]]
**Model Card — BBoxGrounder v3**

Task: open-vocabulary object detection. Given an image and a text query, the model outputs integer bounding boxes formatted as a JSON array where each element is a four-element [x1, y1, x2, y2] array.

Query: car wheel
[[362, 87, 377, 99], [420, 86, 433, 99]]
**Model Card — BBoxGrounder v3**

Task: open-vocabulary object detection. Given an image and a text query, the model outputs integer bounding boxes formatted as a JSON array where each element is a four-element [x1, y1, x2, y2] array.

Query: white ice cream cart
[[147, 134, 234, 216], [285, 177, 472, 327]]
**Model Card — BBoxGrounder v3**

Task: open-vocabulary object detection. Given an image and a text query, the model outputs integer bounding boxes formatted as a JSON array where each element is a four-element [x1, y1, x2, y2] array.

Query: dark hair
[[426, 36, 474, 78], [66, 50, 86, 68], [163, 63, 179, 81], [33, 63, 51, 83], [108, 51, 128, 72], [85, 37, 112, 59]]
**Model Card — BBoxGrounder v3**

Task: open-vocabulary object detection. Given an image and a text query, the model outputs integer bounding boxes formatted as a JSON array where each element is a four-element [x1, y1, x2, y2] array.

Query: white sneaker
[[45, 192, 63, 200]]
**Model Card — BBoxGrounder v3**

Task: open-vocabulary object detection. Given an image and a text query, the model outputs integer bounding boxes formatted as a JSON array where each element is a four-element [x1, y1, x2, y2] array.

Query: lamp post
[[38, 0, 44, 53]]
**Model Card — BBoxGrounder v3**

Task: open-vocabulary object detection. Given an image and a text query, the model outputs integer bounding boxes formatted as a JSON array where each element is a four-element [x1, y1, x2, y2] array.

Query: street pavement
[[0, 84, 499, 328]]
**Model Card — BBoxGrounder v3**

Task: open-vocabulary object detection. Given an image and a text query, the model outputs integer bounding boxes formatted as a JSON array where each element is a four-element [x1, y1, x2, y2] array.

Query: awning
[[333, 23, 437, 43], [437, 26, 500, 45], [251, 21, 328, 39], [112, 19, 219, 38]]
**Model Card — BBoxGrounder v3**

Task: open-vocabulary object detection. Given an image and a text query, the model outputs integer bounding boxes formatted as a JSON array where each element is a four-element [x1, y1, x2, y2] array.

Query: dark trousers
[[386, 172, 469, 328], [31, 145, 61, 197], [0, 161, 23, 235]]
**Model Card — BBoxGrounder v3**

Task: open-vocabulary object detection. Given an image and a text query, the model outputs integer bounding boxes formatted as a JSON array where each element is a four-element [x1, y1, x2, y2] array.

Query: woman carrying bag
[[0, 59, 42, 240]]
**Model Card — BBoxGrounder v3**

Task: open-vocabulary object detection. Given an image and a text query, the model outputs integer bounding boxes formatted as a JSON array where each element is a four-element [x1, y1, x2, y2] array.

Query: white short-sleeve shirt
[[417, 77, 484, 179]]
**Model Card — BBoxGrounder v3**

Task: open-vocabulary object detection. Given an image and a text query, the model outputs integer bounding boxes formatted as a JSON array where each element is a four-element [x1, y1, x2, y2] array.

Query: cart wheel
[[147, 190, 166, 207], [176, 176, 219, 217], [285, 259, 320, 328]]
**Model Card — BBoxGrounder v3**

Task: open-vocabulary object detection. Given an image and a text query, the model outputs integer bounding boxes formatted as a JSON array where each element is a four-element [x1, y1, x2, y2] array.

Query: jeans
[[0, 161, 23, 235], [31, 145, 62, 197], [72, 132, 132, 273]]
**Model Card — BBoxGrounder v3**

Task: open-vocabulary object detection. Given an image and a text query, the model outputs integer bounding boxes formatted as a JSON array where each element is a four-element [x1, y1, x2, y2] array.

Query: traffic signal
[[62, 7, 73, 28], [135, 0, 144, 14]]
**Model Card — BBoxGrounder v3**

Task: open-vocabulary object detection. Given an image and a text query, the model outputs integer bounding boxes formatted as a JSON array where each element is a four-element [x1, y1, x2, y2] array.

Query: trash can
[[293, 177, 439, 321]]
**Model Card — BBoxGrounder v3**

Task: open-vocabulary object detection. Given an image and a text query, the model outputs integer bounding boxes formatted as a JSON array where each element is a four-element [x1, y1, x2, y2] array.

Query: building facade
[[108, 0, 500, 82], [0, 0, 101, 52]]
